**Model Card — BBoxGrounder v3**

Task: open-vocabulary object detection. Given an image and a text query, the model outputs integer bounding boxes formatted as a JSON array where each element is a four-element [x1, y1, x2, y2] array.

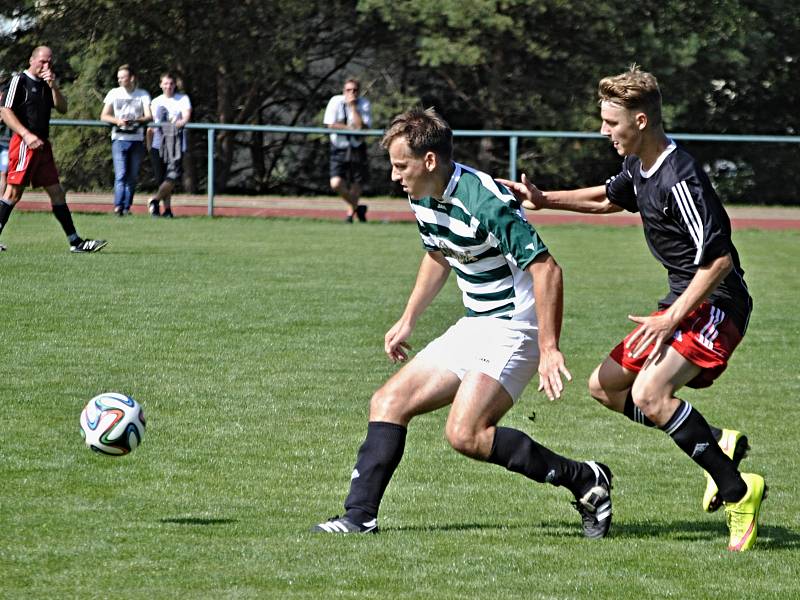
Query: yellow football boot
[[724, 473, 766, 551]]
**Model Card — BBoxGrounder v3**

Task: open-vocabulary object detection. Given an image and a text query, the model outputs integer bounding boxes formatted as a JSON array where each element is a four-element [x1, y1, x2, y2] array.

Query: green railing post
[[207, 128, 215, 216], [509, 136, 518, 182]]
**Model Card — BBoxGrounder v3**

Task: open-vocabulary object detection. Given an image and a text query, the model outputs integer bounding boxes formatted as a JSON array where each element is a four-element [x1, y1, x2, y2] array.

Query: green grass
[[1, 213, 798, 599]]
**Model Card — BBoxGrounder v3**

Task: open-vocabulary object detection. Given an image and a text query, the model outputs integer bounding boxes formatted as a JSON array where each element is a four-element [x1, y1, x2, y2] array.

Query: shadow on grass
[[599, 520, 800, 549], [386, 520, 800, 549], [388, 522, 522, 533], [160, 517, 238, 525]]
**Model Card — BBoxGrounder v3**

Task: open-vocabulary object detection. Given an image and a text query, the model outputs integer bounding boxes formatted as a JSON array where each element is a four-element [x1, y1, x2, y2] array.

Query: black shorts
[[150, 148, 182, 183], [329, 145, 368, 184]]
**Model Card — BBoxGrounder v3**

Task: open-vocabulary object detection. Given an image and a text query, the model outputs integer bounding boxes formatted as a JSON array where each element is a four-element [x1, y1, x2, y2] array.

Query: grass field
[[1, 212, 798, 599]]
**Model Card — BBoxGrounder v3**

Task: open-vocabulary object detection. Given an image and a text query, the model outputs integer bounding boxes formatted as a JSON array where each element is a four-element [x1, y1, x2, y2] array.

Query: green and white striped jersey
[[410, 163, 549, 323]]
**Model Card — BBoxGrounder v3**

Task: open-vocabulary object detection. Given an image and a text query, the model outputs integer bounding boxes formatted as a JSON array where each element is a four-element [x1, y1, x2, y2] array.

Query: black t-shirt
[[605, 141, 752, 334], [2, 71, 54, 140]]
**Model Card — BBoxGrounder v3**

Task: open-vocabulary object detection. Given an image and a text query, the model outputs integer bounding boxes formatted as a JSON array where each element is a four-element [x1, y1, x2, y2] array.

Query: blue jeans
[[112, 140, 145, 210]]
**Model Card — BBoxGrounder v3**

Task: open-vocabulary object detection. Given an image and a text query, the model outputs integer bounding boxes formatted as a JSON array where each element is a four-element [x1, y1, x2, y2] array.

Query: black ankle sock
[[344, 421, 407, 523], [488, 426, 589, 497], [0, 199, 14, 236], [662, 400, 746, 502], [52, 203, 77, 239], [624, 392, 656, 427]]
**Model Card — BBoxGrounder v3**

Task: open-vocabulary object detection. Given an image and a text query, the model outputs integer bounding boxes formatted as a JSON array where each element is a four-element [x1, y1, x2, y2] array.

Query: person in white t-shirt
[[323, 78, 372, 222], [146, 72, 191, 218], [100, 64, 151, 216]]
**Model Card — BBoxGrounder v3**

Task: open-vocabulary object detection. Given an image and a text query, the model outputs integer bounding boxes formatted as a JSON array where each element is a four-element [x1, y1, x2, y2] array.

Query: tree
[[2, 0, 798, 202]]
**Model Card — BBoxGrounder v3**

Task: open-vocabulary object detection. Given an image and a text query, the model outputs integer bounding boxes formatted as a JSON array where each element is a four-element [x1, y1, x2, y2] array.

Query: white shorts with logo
[[415, 316, 540, 402]]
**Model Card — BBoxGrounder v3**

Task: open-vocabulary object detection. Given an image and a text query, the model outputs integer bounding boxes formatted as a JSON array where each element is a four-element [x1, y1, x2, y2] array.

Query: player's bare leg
[[444, 371, 513, 459], [630, 347, 700, 426], [446, 372, 613, 538], [313, 359, 459, 533], [589, 356, 637, 414]]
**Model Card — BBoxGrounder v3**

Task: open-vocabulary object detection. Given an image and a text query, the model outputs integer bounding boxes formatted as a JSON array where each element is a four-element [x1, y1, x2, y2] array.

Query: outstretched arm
[[497, 173, 622, 214], [527, 252, 572, 400], [384, 251, 451, 363]]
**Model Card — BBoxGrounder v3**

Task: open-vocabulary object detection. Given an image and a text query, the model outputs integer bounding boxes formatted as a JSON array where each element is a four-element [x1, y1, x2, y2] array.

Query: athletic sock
[[488, 426, 590, 498], [51, 203, 78, 239], [661, 400, 747, 502], [623, 392, 656, 427], [626, 393, 724, 443], [344, 421, 407, 523], [0, 200, 14, 237]]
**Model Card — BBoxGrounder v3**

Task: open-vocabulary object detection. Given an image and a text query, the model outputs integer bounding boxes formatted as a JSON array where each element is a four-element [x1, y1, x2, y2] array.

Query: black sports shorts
[[329, 145, 368, 184]]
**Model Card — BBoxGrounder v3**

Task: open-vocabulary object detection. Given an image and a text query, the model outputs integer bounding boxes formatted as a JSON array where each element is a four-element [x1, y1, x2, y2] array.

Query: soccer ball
[[79, 392, 146, 456]]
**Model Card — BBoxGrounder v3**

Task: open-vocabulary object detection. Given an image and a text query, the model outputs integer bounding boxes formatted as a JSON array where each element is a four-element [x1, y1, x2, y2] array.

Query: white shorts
[[415, 316, 540, 402], [0, 148, 8, 173]]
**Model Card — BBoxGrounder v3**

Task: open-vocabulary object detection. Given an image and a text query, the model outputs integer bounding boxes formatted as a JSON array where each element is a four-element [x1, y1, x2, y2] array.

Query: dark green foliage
[[1, 0, 798, 202]]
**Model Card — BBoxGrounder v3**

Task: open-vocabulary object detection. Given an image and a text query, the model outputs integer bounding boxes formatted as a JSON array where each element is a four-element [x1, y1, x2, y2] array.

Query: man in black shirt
[[0, 46, 106, 253], [499, 66, 765, 551]]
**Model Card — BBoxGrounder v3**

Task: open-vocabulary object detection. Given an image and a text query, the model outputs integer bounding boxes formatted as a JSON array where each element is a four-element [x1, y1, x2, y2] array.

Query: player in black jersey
[[0, 46, 106, 253], [499, 66, 765, 551]]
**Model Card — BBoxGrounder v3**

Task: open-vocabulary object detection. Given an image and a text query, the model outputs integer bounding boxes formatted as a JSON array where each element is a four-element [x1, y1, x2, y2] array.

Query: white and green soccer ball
[[79, 392, 146, 456]]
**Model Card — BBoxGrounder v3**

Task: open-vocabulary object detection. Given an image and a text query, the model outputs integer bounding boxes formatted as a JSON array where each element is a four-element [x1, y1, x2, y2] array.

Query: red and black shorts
[[5, 133, 60, 188], [609, 302, 743, 389]]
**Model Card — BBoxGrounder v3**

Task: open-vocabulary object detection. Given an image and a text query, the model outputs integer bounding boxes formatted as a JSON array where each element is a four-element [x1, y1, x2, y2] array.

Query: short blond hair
[[598, 65, 662, 126]]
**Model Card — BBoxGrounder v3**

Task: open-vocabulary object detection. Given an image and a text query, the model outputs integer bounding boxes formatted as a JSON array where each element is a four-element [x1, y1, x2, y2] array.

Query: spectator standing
[[0, 46, 106, 253], [146, 72, 191, 218], [100, 64, 151, 216], [323, 78, 371, 222]]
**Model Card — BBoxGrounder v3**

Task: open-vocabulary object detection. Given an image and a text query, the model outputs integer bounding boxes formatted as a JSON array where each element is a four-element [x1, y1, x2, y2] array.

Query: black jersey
[[605, 141, 752, 334], [2, 71, 55, 140]]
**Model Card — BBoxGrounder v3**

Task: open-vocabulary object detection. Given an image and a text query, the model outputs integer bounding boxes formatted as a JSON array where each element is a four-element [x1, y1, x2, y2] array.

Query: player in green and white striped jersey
[[314, 108, 612, 538], [410, 160, 545, 321]]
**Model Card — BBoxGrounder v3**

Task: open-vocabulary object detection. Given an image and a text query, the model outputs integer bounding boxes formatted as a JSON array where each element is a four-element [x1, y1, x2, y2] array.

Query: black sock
[[662, 400, 746, 502], [488, 426, 590, 497], [623, 392, 656, 427], [344, 421, 407, 523], [51, 203, 78, 240], [626, 392, 724, 443], [0, 200, 14, 237]]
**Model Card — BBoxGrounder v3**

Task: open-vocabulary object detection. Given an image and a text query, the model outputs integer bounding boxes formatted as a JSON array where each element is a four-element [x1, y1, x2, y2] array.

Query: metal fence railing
[[52, 119, 800, 217]]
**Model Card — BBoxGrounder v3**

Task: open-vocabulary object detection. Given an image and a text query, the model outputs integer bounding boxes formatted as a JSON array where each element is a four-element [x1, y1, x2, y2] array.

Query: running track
[[13, 192, 800, 230]]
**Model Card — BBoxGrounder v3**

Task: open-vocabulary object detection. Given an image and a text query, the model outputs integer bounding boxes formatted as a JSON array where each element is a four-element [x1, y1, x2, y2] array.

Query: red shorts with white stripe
[[609, 302, 743, 389], [5, 133, 60, 188]]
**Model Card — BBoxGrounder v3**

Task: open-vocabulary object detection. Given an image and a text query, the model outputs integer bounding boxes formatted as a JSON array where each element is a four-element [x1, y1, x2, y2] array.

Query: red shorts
[[5, 133, 60, 188], [609, 302, 743, 389]]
